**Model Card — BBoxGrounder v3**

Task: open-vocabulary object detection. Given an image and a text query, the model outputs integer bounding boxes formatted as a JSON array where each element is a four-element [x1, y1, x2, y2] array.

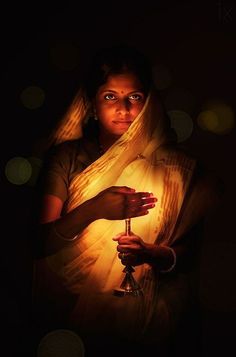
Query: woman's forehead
[[98, 73, 144, 93]]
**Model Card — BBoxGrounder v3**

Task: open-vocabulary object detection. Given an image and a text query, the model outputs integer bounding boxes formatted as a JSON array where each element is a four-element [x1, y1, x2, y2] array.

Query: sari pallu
[[38, 89, 207, 342]]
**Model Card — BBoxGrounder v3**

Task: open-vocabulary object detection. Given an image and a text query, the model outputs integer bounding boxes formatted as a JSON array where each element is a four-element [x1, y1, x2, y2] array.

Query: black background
[[1, 1, 236, 356]]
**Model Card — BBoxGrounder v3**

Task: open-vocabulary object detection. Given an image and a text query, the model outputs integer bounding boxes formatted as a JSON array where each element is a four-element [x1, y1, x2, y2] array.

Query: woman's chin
[[111, 126, 131, 136]]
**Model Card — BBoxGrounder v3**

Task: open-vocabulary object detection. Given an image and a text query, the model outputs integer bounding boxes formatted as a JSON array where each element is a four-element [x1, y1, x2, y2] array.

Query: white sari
[[36, 88, 212, 343]]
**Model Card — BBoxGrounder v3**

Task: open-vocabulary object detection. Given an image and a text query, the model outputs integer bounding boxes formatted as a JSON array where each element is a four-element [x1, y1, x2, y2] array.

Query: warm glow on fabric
[[43, 89, 198, 337]]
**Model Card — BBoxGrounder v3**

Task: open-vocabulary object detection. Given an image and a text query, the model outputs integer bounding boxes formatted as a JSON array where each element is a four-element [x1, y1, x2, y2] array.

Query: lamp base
[[113, 287, 143, 297], [113, 265, 143, 297]]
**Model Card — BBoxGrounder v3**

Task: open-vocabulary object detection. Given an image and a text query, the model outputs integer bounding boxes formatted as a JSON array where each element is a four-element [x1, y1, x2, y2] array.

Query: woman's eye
[[129, 94, 143, 101], [104, 94, 116, 100]]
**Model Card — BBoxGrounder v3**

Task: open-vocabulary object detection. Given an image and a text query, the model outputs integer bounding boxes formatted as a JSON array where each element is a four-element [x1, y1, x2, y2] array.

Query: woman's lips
[[113, 121, 132, 124]]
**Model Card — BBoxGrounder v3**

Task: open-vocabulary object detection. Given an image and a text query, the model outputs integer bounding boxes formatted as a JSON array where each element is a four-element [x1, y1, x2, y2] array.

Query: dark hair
[[84, 45, 153, 99]]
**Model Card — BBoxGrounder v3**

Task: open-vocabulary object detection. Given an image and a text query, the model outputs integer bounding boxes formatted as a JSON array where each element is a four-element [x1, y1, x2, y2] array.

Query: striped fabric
[[45, 88, 198, 341]]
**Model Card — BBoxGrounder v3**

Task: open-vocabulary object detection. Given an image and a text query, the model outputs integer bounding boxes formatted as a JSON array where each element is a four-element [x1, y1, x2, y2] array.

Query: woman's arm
[[113, 220, 204, 273], [34, 193, 99, 258], [147, 221, 203, 273], [35, 187, 157, 258]]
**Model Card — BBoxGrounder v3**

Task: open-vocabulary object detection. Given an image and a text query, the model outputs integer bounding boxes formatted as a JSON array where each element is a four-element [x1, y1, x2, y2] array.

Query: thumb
[[112, 232, 125, 241]]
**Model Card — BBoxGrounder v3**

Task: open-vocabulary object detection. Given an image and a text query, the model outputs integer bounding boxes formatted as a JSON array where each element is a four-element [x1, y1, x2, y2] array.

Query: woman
[[33, 45, 221, 356]]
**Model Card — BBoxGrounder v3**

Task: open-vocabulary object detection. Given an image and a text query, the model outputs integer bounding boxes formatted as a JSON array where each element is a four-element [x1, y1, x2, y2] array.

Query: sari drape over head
[[35, 88, 211, 343]]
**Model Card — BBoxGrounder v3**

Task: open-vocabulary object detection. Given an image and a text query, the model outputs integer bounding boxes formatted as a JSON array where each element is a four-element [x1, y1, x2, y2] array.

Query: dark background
[[1, 1, 235, 356]]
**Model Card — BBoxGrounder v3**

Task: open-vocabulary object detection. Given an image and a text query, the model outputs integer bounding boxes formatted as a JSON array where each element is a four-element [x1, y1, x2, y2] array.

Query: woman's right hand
[[91, 186, 157, 220]]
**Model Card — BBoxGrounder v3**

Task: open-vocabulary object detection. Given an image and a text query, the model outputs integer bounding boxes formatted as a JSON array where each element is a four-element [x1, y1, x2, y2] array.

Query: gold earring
[[93, 109, 98, 120]]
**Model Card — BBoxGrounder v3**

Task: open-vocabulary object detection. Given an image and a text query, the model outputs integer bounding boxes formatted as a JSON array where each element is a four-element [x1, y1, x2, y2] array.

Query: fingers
[[126, 192, 157, 206], [118, 252, 138, 266], [101, 187, 157, 220], [111, 186, 136, 194], [116, 240, 142, 251], [118, 251, 130, 259], [126, 191, 153, 199], [112, 233, 135, 242], [114, 235, 143, 253], [118, 252, 129, 265], [112, 232, 126, 241], [124, 192, 157, 218], [120, 252, 128, 260], [118, 251, 129, 260], [114, 234, 144, 266]]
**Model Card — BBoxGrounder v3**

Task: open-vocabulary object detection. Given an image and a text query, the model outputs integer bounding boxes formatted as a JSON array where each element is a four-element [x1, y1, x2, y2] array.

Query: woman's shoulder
[[50, 139, 81, 153], [44, 139, 82, 162], [43, 135, 99, 174]]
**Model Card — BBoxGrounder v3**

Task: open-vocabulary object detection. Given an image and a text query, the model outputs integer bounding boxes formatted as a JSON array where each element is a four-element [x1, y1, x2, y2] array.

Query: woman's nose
[[116, 99, 130, 113]]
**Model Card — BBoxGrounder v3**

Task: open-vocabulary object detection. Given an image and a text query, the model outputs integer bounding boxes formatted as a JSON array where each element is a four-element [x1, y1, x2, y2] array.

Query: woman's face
[[94, 72, 146, 138]]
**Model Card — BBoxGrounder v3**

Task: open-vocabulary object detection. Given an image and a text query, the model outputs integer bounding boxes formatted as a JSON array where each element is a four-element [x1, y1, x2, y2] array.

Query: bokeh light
[[20, 86, 45, 110], [197, 110, 219, 131], [197, 100, 235, 134], [152, 64, 172, 90], [50, 42, 80, 70], [168, 110, 193, 142], [27, 156, 43, 187], [5, 157, 32, 185], [37, 329, 85, 357]]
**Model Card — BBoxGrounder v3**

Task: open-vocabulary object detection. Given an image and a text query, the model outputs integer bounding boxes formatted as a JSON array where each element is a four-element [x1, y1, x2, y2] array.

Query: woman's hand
[[92, 186, 157, 220], [113, 232, 152, 266], [113, 232, 176, 270]]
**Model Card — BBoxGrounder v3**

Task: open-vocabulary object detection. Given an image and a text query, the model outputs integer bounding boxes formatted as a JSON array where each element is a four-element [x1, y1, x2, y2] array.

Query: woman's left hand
[[113, 232, 150, 266]]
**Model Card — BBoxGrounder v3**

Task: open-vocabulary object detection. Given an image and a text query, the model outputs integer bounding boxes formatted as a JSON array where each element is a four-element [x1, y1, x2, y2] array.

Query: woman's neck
[[98, 131, 120, 153]]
